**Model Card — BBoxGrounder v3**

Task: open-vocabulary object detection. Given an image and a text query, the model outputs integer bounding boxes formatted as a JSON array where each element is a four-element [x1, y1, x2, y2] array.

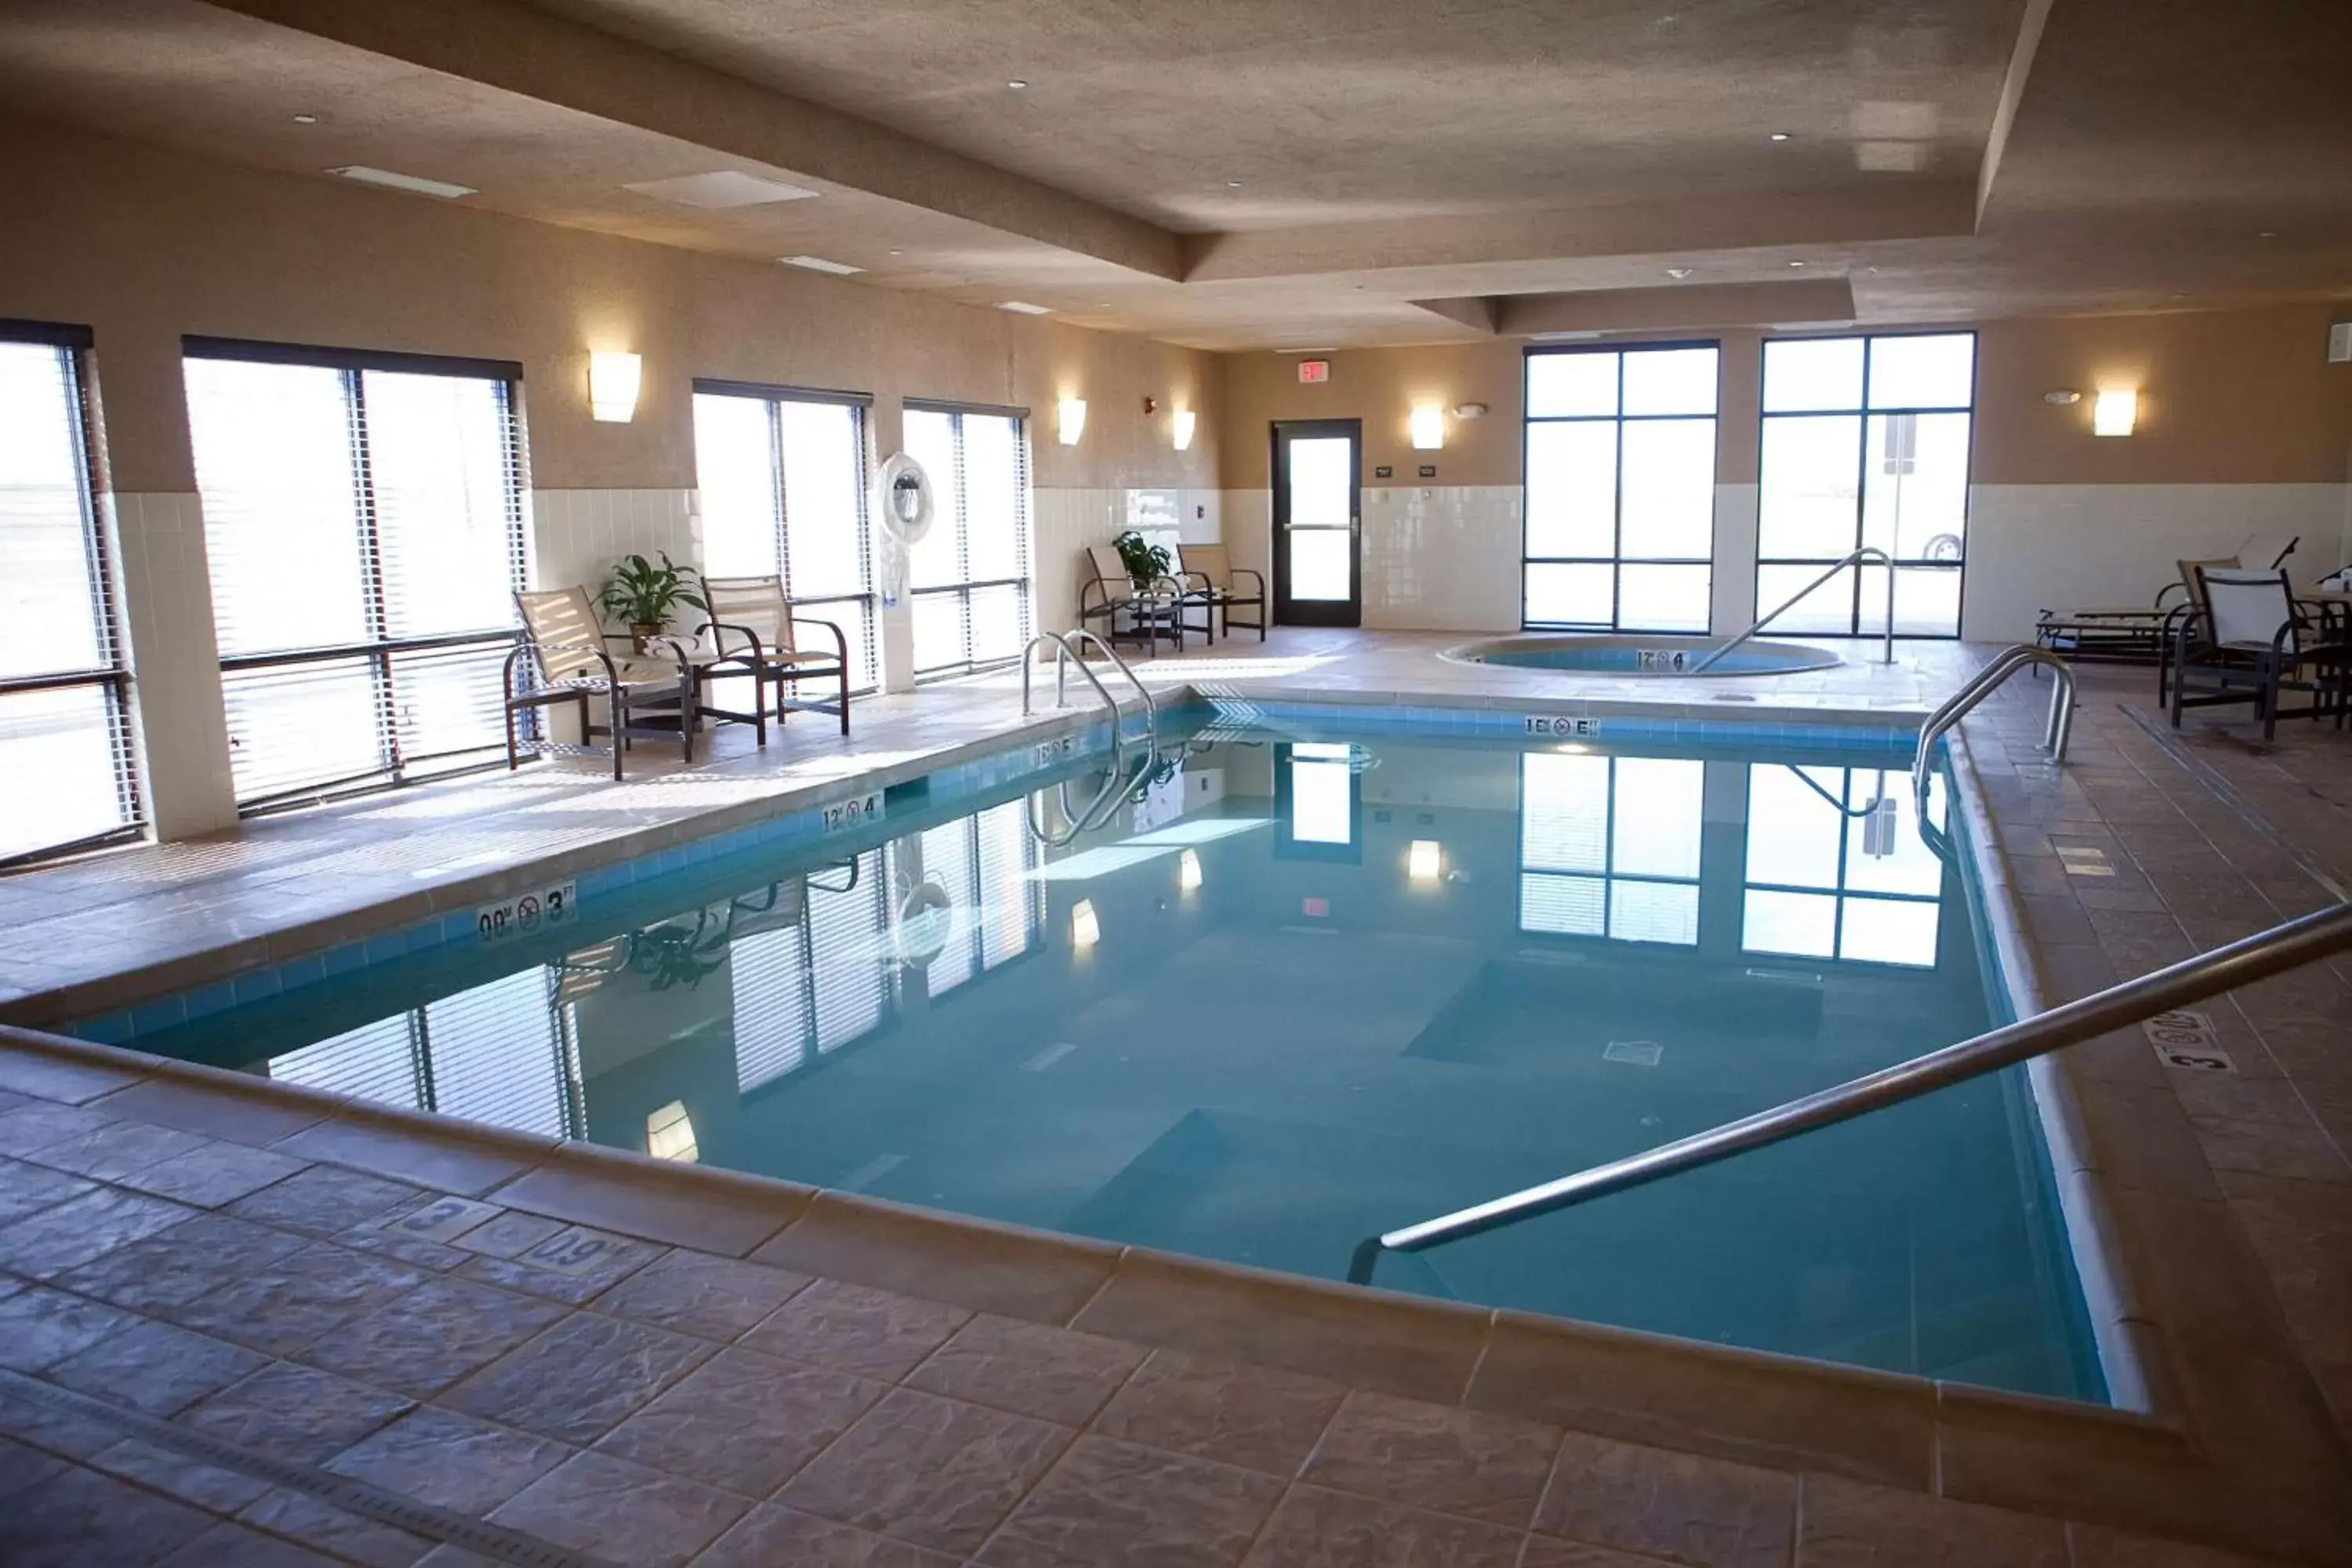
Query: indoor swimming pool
[[108, 716, 2104, 1403]]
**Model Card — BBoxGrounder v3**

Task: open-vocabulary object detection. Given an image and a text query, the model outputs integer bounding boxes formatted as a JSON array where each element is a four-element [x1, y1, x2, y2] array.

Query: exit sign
[[1298, 359, 1330, 383]]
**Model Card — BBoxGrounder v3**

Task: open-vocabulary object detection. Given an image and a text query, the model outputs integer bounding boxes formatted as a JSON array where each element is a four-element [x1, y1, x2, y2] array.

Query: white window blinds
[[903, 405, 1031, 677], [183, 342, 528, 811], [691, 386, 877, 691], [0, 328, 139, 864]]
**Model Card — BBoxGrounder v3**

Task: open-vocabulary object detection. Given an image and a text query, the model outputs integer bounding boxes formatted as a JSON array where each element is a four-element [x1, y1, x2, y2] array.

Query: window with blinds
[[729, 848, 896, 1097], [1519, 751, 1704, 945], [0, 325, 140, 866], [902, 405, 1031, 677], [692, 383, 878, 691], [182, 340, 528, 811]]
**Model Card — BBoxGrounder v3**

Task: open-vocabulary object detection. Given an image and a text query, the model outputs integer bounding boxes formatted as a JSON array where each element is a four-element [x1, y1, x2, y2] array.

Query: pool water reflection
[[136, 726, 2103, 1401]]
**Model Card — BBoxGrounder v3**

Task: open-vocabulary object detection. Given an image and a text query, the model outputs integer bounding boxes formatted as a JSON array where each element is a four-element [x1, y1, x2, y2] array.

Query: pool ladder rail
[[1350, 895, 2352, 1285], [1911, 642, 2075, 800], [1688, 546, 1896, 674], [1020, 630, 1165, 848]]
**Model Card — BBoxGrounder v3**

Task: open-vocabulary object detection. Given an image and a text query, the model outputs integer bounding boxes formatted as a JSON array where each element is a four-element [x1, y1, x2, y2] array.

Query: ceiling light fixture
[[781, 254, 862, 275], [622, 170, 818, 208], [1788, 260, 1807, 268], [996, 300, 1054, 315], [328, 165, 475, 200], [1665, 267, 1693, 279], [292, 113, 319, 125], [1226, 180, 1243, 188], [1007, 78, 1029, 89], [1769, 131, 1792, 141]]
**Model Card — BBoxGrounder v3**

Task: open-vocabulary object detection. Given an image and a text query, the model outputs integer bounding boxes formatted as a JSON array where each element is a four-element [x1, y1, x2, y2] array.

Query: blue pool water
[[1450, 635, 1842, 676], [119, 717, 2103, 1400]]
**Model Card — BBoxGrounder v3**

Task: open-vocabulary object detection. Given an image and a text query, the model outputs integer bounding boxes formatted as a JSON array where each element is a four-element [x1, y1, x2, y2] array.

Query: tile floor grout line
[[0, 1365, 615, 1568], [2116, 702, 2350, 902]]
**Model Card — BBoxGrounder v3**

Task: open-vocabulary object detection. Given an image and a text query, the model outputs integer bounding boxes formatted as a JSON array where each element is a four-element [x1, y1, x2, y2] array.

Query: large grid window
[[1523, 343, 1719, 632], [1519, 752, 1704, 945], [691, 383, 877, 691], [1742, 764, 1946, 967], [902, 405, 1031, 677], [732, 848, 895, 1095], [183, 340, 528, 811], [1, 324, 140, 865], [1758, 332, 1975, 637]]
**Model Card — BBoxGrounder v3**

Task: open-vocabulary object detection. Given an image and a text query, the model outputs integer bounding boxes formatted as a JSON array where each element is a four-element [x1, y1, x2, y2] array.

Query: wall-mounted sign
[[1373, 465, 1393, 479], [1523, 716, 1602, 739], [822, 789, 885, 835], [1033, 735, 1078, 768], [1635, 649, 1693, 671], [1417, 465, 1437, 477], [477, 880, 579, 945], [1298, 359, 1330, 384]]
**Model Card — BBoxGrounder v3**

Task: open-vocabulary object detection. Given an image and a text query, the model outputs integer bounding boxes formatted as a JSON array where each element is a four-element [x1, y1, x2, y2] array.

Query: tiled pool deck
[[0, 630, 2346, 1566]]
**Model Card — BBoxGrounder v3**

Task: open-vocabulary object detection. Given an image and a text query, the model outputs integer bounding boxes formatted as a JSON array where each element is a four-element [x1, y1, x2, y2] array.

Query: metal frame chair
[[2168, 566, 2350, 740], [504, 586, 697, 779], [696, 575, 851, 736], [1174, 543, 1265, 643]]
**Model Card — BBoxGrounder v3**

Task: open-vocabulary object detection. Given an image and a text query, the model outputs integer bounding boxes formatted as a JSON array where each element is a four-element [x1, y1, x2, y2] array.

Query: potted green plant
[[1112, 529, 1174, 591], [597, 552, 707, 653]]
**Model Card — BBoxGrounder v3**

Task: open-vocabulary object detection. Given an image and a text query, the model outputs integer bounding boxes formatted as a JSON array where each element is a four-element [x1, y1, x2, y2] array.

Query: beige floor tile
[[1240, 1483, 1525, 1568], [178, 1361, 415, 1466], [0, 1281, 137, 1371], [49, 1319, 267, 1415], [0, 1186, 194, 1279], [115, 1140, 310, 1207], [694, 1502, 960, 1567], [751, 1192, 1119, 1325], [327, 1406, 572, 1516], [298, 1275, 568, 1398], [740, 1277, 974, 1381], [978, 1435, 1283, 1568], [226, 1164, 424, 1238], [454, 1221, 667, 1305], [591, 1247, 815, 1341], [273, 1116, 537, 1199], [169, 1240, 426, 1356], [778, 1388, 1074, 1557], [1792, 1474, 2064, 1568], [1531, 1428, 1795, 1568], [490, 1450, 749, 1568], [1090, 1348, 1347, 1477], [53, 1210, 309, 1314], [1301, 1390, 1563, 1530], [905, 1313, 1148, 1427], [0, 1156, 96, 1225], [594, 1345, 885, 1497], [439, 1309, 715, 1444], [237, 1486, 437, 1566], [490, 1152, 807, 1255]]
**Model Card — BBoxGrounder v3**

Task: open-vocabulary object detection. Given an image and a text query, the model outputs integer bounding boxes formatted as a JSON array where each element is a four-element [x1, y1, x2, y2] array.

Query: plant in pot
[[1112, 530, 1174, 592], [597, 552, 707, 654]]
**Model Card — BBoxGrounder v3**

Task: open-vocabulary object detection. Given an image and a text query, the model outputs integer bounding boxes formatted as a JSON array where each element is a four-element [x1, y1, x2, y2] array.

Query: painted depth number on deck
[[822, 789, 885, 835], [2146, 1009, 2234, 1073]]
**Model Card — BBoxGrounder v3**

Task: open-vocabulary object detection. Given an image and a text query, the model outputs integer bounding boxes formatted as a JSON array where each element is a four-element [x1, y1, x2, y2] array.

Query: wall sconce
[[1171, 409, 1196, 451], [1407, 840, 1443, 883], [1178, 849, 1203, 892], [2092, 389, 2137, 437], [1070, 898, 1100, 949], [588, 351, 641, 423], [1409, 405, 1446, 450], [1058, 397, 1088, 445]]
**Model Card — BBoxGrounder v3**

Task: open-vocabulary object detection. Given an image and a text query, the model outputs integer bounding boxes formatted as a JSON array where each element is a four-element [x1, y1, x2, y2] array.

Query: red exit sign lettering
[[1298, 359, 1330, 383]]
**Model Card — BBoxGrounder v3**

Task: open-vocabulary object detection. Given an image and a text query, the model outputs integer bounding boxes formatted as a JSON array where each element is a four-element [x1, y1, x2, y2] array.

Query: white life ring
[[874, 452, 935, 546]]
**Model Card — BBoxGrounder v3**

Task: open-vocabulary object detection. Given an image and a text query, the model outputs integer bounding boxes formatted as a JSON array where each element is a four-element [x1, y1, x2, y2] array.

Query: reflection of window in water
[[1742, 764, 1944, 966], [1518, 753, 1703, 946], [1289, 742, 1356, 845], [270, 967, 574, 1136], [732, 801, 1042, 1094]]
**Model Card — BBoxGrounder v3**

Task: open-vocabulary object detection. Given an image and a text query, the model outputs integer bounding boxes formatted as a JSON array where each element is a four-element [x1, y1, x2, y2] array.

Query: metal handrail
[[1911, 644, 2074, 800], [1348, 898, 2352, 1283], [1020, 630, 1164, 849], [1688, 546, 1895, 673]]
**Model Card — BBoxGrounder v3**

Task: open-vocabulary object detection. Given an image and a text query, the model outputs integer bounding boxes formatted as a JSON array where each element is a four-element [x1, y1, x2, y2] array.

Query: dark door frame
[[1270, 419, 1363, 627]]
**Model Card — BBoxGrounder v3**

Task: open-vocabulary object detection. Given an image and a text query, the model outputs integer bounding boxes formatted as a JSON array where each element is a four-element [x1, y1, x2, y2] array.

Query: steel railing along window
[[183, 339, 529, 811], [0, 322, 142, 867], [691, 382, 879, 692], [1757, 332, 1976, 639], [903, 403, 1032, 679]]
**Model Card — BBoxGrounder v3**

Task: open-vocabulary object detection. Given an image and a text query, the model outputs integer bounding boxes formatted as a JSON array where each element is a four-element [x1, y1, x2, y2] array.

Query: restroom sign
[[2146, 1009, 2234, 1073]]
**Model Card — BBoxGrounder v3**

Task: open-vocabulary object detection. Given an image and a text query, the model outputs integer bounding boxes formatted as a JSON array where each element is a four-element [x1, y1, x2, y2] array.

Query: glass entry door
[[1272, 419, 1360, 626]]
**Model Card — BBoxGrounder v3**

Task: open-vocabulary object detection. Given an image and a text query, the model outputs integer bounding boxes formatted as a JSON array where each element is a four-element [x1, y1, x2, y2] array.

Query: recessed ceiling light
[[1665, 267, 1693, 279], [328, 165, 475, 200], [1788, 260, 1807, 268], [292, 113, 319, 125], [780, 254, 862, 275], [996, 300, 1054, 315], [622, 170, 818, 208], [1226, 180, 1243, 188], [1769, 132, 1792, 141], [2259, 230, 2279, 238], [1007, 78, 1029, 89], [888, 249, 903, 256]]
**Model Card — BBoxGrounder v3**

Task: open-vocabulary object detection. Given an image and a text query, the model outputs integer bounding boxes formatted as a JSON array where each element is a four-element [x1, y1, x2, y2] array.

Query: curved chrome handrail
[[1687, 546, 1896, 674], [1348, 898, 2352, 1283], [1019, 630, 1165, 848], [1911, 644, 2075, 801]]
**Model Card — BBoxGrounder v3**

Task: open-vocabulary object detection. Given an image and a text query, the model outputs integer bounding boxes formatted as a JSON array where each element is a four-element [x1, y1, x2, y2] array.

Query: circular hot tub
[[1441, 633, 1843, 677]]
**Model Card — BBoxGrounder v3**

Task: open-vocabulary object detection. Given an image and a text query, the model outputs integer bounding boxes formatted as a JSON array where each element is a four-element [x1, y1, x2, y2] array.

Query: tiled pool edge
[[9, 1016, 2340, 1563], [1944, 724, 2156, 1419]]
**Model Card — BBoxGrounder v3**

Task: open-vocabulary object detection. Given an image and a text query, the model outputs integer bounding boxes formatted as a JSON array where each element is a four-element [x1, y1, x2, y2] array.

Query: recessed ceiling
[[0, 0, 2347, 350]]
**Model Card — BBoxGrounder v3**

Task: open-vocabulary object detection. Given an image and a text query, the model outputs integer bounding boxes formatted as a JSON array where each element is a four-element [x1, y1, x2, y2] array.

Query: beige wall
[[1216, 306, 2352, 641], [0, 116, 1219, 838]]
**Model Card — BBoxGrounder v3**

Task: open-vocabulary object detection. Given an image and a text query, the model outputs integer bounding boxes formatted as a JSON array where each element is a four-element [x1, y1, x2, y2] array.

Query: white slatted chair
[[697, 575, 851, 735]]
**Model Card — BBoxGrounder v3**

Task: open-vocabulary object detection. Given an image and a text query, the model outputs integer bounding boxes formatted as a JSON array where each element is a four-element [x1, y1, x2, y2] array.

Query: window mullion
[[768, 397, 792, 596], [343, 370, 402, 779]]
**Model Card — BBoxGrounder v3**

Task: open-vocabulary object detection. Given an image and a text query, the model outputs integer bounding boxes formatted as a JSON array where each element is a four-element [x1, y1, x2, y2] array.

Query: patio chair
[[1078, 544, 1185, 655], [697, 575, 851, 736], [504, 586, 697, 779], [1174, 543, 1266, 643], [2168, 566, 2350, 740]]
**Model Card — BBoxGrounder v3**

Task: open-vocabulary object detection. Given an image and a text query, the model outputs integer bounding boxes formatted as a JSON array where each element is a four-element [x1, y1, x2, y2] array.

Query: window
[[1741, 764, 1946, 966], [731, 848, 896, 1094], [898, 800, 1046, 1000], [0, 324, 140, 864], [902, 405, 1031, 677], [1519, 752, 1703, 944], [1276, 742, 1363, 862], [183, 340, 528, 811], [1758, 332, 1975, 637], [691, 383, 877, 691], [1524, 344, 1719, 632]]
